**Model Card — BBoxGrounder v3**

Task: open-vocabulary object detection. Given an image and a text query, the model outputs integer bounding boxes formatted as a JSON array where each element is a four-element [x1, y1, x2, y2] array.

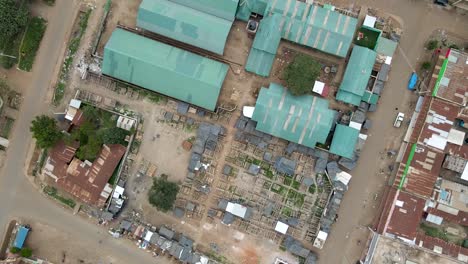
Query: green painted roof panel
[[137, 0, 232, 55], [169, 0, 239, 21], [252, 14, 282, 54], [375, 37, 397, 57], [251, 83, 336, 148], [329, 124, 359, 159], [361, 91, 379, 105], [236, 0, 269, 21], [245, 49, 275, 77], [337, 46, 377, 102], [102, 29, 228, 111], [335, 90, 362, 106]]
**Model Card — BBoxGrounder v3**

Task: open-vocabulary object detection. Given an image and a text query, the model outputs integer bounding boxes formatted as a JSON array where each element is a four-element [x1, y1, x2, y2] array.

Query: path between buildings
[[319, 1, 468, 263], [0, 1, 163, 263]]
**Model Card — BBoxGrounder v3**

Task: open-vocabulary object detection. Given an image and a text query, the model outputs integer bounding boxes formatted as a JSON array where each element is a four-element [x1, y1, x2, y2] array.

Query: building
[[13, 226, 30, 249], [245, 1, 358, 76], [336, 46, 377, 106], [329, 124, 360, 159], [102, 28, 229, 111], [250, 83, 336, 149], [137, 0, 238, 55]]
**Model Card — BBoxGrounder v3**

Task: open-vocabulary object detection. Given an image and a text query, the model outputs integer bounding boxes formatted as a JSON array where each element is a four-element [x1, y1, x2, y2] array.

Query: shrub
[[282, 54, 321, 96], [10, 247, 20, 254], [18, 17, 47, 71], [426, 40, 438, 50], [20, 247, 32, 258], [421, 61, 432, 70]]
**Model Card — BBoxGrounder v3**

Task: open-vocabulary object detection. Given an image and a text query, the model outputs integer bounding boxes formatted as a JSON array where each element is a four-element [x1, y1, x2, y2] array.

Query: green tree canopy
[[100, 127, 129, 145], [20, 247, 32, 258], [75, 135, 102, 161], [0, 0, 29, 39], [282, 54, 321, 96], [30, 115, 62, 149], [148, 176, 179, 212]]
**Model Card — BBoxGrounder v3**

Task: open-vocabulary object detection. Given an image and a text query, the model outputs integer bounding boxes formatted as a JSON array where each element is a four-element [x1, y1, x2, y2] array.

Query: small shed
[[312, 81, 330, 97], [275, 221, 289, 234]]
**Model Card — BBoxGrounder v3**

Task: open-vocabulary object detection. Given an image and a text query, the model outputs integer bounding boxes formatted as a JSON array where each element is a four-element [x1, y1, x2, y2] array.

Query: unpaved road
[[319, 1, 468, 264], [0, 1, 160, 263]]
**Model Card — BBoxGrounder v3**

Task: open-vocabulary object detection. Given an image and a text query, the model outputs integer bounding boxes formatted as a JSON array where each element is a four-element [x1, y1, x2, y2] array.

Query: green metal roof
[[329, 124, 359, 159], [375, 37, 397, 57], [169, 0, 239, 21], [236, 0, 269, 21], [251, 83, 336, 148], [265, 2, 358, 57], [137, 0, 233, 55], [102, 28, 228, 111], [245, 14, 282, 77], [337, 46, 377, 106], [361, 91, 379, 105]]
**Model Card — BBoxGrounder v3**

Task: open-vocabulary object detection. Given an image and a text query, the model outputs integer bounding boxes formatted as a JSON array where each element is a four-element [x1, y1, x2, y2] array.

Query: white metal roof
[[70, 99, 82, 109], [226, 202, 247, 218], [447, 128, 465, 146], [242, 106, 255, 118], [113, 186, 125, 198], [335, 171, 352, 186], [312, 80, 325, 94], [274, 221, 289, 234], [349, 121, 362, 130], [144, 231, 153, 242], [317, 230, 328, 240], [363, 15, 377, 28], [426, 213, 443, 225], [462, 163, 468, 181]]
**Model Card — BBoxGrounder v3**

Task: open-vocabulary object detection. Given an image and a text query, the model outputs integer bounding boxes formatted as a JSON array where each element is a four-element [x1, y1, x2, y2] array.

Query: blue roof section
[[137, 0, 233, 55], [13, 226, 29, 249], [102, 29, 228, 111], [246, 14, 282, 77], [336, 46, 377, 106]]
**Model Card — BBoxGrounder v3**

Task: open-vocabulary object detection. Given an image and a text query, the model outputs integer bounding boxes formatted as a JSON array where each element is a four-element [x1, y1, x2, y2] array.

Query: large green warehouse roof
[[137, 0, 233, 55], [329, 124, 359, 159], [169, 0, 239, 21], [336, 46, 377, 106], [102, 28, 228, 111], [251, 83, 336, 148]]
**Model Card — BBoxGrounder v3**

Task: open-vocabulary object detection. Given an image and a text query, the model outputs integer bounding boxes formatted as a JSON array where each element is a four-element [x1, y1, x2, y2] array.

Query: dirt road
[[319, 1, 468, 263], [0, 1, 161, 263]]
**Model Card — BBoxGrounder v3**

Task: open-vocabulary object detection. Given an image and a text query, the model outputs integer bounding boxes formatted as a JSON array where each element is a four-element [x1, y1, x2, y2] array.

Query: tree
[[421, 61, 432, 70], [20, 247, 32, 258], [30, 115, 62, 149], [426, 40, 438, 50], [282, 54, 321, 96], [100, 127, 129, 145], [75, 135, 102, 161], [148, 176, 179, 212], [0, 0, 29, 39], [9, 247, 20, 254]]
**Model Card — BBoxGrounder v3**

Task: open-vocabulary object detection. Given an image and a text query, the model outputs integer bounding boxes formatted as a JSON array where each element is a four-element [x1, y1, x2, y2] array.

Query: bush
[[148, 176, 179, 212], [421, 61, 432, 70], [448, 44, 459, 50], [10, 247, 20, 254], [282, 54, 321, 96], [18, 17, 47, 71], [20, 247, 32, 258], [426, 40, 438, 50]]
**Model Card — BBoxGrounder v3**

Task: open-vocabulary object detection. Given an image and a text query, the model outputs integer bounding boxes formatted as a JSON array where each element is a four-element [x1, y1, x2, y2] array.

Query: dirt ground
[[371, 235, 460, 264]]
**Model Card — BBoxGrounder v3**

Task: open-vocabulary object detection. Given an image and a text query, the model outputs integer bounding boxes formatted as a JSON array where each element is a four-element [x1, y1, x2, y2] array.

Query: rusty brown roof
[[433, 49, 468, 106], [416, 234, 468, 259], [393, 144, 444, 198], [427, 207, 468, 227], [385, 190, 425, 241], [49, 140, 79, 164], [57, 144, 126, 206]]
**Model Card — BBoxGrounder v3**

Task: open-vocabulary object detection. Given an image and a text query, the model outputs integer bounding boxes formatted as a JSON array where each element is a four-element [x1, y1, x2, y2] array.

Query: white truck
[[394, 112, 405, 128]]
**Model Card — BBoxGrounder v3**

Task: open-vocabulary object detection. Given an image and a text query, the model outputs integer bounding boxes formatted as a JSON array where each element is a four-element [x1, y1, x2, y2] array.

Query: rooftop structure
[[226, 202, 252, 219], [431, 49, 468, 106], [275, 221, 289, 234], [137, 0, 236, 55], [382, 188, 425, 241], [329, 124, 359, 159], [375, 37, 398, 57], [251, 83, 336, 149], [393, 144, 445, 198], [336, 46, 377, 106], [102, 28, 228, 111], [437, 179, 468, 213], [54, 144, 126, 207], [245, 14, 282, 77], [236, 0, 268, 21]]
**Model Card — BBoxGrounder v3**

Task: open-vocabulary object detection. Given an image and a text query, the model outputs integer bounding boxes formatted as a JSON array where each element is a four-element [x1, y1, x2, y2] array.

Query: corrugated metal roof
[[375, 37, 397, 57], [169, 0, 239, 21], [245, 14, 282, 77], [102, 29, 228, 111], [265, 2, 358, 57], [361, 91, 379, 105], [336, 46, 377, 106], [236, 0, 269, 21], [329, 124, 359, 159], [137, 0, 233, 55], [251, 83, 336, 148]]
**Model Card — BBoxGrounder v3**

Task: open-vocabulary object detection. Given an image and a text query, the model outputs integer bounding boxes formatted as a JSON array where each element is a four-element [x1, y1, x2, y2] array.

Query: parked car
[[408, 72, 418, 90], [394, 112, 405, 128]]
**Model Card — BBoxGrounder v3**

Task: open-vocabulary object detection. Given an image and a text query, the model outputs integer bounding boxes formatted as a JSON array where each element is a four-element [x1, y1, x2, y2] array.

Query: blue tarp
[[13, 226, 29, 249]]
